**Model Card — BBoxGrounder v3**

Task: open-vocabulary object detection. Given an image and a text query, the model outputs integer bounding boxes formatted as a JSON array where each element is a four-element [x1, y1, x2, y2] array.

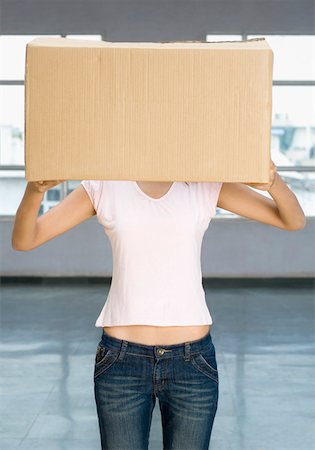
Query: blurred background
[[0, 1, 314, 450]]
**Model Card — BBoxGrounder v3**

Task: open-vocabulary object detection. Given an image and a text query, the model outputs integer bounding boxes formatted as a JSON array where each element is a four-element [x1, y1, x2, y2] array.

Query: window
[[206, 33, 315, 217], [0, 34, 102, 216], [1, 33, 314, 216]]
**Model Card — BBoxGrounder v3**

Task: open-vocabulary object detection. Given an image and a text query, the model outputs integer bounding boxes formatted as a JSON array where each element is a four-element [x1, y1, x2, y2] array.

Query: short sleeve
[[202, 181, 223, 218], [81, 180, 103, 218]]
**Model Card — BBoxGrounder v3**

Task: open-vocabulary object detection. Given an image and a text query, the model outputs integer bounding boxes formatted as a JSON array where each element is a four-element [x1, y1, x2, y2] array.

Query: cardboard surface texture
[[24, 37, 273, 182]]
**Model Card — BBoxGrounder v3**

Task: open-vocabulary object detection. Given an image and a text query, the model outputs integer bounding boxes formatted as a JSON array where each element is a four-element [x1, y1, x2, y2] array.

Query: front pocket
[[190, 351, 219, 383], [95, 345, 111, 365], [94, 345, 119, 379]]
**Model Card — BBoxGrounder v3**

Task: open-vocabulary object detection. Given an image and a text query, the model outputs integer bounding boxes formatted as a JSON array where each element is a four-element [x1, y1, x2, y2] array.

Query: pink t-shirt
[[81, 180, 223, 327]]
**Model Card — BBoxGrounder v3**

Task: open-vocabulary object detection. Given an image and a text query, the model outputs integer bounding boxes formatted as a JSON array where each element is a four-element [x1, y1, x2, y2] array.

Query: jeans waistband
[[100, 328, 214, 358]]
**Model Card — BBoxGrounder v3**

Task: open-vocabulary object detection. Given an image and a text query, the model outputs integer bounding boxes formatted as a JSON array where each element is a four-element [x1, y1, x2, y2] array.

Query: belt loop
[[184, 342, 191, 361], [118, 340, 128, 360]]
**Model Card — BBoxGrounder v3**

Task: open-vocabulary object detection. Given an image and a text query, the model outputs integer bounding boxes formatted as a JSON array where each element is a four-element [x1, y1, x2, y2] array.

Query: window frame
[[0, 32, 314, 216]]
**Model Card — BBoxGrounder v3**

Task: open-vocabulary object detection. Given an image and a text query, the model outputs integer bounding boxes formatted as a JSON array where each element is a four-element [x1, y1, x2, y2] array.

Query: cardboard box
[[24, 37, 273, 182]]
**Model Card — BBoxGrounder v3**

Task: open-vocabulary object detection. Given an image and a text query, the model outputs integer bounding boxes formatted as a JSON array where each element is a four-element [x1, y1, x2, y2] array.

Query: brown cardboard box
[[24, 37, 273, 182]]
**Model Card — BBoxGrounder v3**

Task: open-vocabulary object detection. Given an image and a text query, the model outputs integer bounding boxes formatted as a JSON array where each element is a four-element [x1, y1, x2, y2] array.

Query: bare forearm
[[268, 173, 306, 230], [12, 183, 43, 250]]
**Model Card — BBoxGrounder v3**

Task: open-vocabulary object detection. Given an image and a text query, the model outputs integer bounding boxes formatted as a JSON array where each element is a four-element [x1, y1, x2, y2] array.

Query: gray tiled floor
[[0, 280, 314, 450]]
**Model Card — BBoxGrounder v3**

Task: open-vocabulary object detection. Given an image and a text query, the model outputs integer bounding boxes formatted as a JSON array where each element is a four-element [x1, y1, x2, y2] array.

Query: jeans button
[[157, 348, 165, 356]]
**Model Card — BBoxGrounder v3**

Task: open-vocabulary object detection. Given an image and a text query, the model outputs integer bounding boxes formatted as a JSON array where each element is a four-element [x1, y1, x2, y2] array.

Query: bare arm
[[12, 181, 96, 251], [217, 172, 306, 231]]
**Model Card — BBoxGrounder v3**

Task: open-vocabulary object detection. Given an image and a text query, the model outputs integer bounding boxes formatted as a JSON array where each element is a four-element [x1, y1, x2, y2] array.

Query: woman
[[12, 160, 305, 450]]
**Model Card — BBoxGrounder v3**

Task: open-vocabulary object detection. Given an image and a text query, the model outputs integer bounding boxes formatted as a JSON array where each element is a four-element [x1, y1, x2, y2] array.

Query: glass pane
[[216, 170, 314, 217], [206, 34, 242, 42], [40, 184, 63, 215], [271, 86, 315, 166], [0, 35, 61, 80], [0, 173, 65, 216], [0, 85, 24, 165], [247, 34, 315, 81], [1, 174, 313, 217], [0, 173, 26, 214], [47, 189, 60, 202], [67, 180, 81, 194]]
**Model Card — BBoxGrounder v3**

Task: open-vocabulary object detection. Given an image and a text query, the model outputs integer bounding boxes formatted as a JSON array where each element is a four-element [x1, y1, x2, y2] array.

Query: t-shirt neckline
[[133, 181, 176, 202]]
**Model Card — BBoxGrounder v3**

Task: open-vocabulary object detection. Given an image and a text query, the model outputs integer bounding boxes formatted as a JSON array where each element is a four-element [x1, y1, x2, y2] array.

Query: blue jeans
[[94, 329, 219, 450]]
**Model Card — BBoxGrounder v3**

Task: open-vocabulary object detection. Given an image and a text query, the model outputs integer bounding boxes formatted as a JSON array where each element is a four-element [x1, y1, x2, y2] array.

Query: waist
[[102, 324, 211, 346], [100, 325, 213, 356]]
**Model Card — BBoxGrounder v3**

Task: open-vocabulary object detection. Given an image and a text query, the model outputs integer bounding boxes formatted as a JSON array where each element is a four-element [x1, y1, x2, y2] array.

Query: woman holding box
[[12, 159, 305, 450]]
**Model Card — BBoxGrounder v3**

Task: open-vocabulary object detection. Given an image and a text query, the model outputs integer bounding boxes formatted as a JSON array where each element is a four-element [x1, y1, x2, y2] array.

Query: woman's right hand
[[27, 180, 65, 194]]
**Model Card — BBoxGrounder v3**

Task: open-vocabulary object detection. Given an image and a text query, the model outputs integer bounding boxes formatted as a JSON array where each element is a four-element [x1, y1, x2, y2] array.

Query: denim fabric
[[94, 329, 219, 450]]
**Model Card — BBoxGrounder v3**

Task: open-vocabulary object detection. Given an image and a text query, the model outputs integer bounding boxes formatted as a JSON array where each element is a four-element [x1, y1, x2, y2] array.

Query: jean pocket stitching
[[94, 343, 120, 374], [191, 353, 219, 383], [199, 353, 218, 372], [95, 345, 111, 365], [94, 349, 119, 379]]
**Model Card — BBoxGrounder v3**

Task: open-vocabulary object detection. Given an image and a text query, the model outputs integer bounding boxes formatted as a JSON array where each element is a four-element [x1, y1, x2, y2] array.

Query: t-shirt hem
[[95, 322, 213, 327]]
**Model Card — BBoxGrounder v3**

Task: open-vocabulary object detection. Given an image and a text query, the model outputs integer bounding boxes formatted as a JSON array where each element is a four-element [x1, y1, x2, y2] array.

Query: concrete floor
[[0, 279, 314, 450]]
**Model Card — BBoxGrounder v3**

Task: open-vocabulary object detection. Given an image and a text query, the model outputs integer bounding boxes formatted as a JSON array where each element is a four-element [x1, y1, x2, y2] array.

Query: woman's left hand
[[243, 159, 278, 191]]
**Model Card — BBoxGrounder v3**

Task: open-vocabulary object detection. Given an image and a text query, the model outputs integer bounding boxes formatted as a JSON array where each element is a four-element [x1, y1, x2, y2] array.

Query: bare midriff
[[103, 325, 211, 345]]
